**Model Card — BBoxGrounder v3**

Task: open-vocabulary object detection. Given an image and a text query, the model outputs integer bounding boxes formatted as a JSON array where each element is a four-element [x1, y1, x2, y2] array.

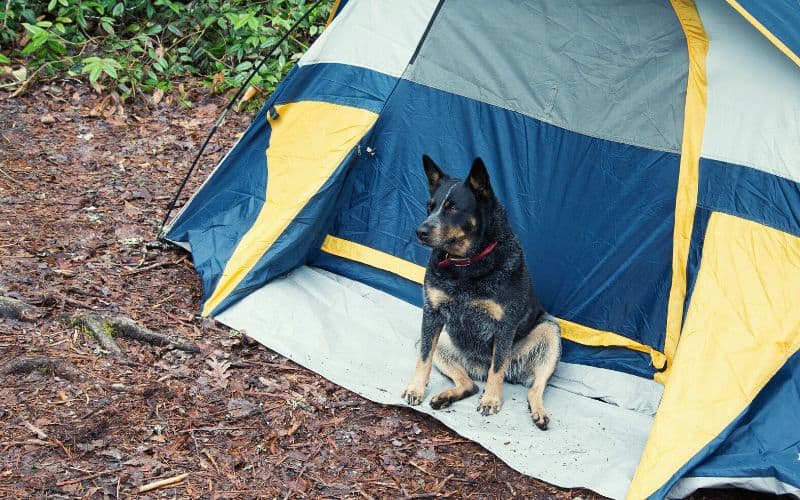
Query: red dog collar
[[437, 241, 498, 268]]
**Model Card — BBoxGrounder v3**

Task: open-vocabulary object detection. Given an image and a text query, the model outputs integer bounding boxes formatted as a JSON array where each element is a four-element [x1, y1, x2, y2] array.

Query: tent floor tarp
[[216, 266, 664, 499]]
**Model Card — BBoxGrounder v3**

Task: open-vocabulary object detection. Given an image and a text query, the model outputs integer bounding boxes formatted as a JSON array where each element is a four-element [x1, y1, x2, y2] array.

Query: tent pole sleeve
[[659, 0, 709, 383], [325, 0, 341, 26], [723, 0, 800, 68]]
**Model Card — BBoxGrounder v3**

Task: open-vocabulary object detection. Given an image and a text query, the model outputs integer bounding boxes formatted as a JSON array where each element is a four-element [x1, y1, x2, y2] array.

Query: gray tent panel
[[405, 0, 689, 153]]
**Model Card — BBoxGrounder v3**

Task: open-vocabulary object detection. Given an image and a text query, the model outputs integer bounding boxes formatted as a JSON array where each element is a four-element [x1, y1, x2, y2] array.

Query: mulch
[[0, 83, 768, 499]]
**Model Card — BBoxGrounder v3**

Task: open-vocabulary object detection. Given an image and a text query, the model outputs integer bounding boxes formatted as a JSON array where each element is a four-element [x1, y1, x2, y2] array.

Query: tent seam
[[659, 0, 709, 385]]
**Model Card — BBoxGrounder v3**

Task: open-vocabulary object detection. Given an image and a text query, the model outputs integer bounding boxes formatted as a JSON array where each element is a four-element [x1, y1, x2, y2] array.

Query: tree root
[[0, 295, 37, 320], [0, 356, 82, 380], [71, 313, 200, 354], [70, 313, 122, 355]]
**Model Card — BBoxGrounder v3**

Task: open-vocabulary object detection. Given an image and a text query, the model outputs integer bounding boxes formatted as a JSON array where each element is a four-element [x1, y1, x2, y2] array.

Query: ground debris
[[0, 355, 82, 380], [0, 295, 38, 320]]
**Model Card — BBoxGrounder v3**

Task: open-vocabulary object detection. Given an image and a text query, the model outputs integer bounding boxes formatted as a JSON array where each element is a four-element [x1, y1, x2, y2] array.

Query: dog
[[401, 155, 561, 429]]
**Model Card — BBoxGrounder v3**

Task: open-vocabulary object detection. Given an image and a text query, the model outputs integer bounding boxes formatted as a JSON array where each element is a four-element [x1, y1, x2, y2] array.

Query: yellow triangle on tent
[[628, 212, 800, 499], [202, 101, 378, 316]]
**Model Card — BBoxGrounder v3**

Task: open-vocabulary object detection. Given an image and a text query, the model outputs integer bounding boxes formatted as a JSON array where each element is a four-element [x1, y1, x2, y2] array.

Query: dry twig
[[137, 472, 189, 493]]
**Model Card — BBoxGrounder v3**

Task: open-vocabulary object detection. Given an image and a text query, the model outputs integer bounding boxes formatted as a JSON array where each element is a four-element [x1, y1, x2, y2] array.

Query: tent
[[163, 1, 800, 498]]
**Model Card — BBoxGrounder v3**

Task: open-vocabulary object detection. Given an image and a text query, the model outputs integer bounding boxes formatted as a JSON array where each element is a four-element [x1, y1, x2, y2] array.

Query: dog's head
[[416, 155, 494, 257]]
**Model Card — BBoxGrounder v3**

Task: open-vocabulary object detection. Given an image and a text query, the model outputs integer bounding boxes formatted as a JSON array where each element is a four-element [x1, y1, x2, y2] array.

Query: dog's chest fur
[[425, 255, 540, 361]]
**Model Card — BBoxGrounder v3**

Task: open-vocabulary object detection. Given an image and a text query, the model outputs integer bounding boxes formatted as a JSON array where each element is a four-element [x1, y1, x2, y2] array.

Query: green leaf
[[103, 65, 118, 79], [0, 54, 10, 64], [89, 65, 102, 84], [21, 31, 49, 55], [112, 3, 124, 17], [166, 23, 182, 36], [202, 15, 216, 28], [100, 17, 115, 34], [234, 61, 252, 72], [21, 23, 44, 36], [48, 39, 66, 54]]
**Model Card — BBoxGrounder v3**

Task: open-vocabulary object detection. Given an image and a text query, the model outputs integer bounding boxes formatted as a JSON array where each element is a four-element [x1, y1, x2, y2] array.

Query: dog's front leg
[[402, 306, 443, 405], [477, 329, 513, 415]]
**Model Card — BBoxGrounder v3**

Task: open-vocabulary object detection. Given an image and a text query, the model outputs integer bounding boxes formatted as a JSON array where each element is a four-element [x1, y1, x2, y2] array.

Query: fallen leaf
[[416, 446, 438, 461], [23, 421, 47, 439], [151, 88, 164, 105], [99, 448, 123, 460], [12, 67, 27, 82], [227, 398, 257, 419], [236, 86, 261, 111], [204, 356, 231, 389]]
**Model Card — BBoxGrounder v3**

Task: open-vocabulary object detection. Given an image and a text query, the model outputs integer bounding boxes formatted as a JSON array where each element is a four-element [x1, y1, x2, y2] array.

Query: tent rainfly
[[164, 1, 800, 498]]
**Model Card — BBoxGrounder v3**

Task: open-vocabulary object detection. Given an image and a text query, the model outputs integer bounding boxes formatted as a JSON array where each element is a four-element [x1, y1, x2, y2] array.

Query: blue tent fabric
[[166, 103, 272, 305], [699, 158, 800, 238], [731, 0, 800, 65]]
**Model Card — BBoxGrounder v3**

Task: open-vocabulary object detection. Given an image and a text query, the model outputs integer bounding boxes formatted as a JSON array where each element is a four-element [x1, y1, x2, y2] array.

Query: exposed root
[[71, 312, 199, 353], [70, 312, 122, 355], [0, 295, 37, 320], [0, 355, 82, 380]]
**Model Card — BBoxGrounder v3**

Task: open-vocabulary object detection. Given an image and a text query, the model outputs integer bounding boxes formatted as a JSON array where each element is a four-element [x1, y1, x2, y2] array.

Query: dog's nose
[[416, 226, 430, 243]]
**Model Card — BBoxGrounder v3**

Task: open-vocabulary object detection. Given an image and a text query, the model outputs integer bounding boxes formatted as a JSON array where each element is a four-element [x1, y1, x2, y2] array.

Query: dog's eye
[[426, 201, 434, 214], [445, 201, 457, 212]]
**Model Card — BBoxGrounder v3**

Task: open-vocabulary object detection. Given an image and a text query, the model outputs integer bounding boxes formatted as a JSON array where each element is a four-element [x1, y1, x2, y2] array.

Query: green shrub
[[0, 0, 332, 100]]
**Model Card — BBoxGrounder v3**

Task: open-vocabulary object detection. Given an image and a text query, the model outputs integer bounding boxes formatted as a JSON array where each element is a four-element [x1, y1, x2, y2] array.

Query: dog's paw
[[476, 394, 502, 416], [430, 392, 455, 409], [402, 386, 425, 406], [531, 408, 550, 430]]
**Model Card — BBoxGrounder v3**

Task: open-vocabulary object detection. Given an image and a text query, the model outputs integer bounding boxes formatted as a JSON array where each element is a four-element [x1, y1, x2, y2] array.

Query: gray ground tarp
[[217, 266, 663, 499]]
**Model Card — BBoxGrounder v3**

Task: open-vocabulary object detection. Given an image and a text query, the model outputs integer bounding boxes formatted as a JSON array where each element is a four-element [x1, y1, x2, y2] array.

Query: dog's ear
[[422, 154, 446, 194], [466, 157, 493, 199]]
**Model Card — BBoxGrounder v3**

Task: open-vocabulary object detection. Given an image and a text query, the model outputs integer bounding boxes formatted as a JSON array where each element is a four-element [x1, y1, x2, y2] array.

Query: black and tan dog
[[402, 155, 561, 429]]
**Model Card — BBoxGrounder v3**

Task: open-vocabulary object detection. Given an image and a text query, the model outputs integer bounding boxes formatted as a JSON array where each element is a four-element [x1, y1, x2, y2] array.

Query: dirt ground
[[0, 84, 774, 499]]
